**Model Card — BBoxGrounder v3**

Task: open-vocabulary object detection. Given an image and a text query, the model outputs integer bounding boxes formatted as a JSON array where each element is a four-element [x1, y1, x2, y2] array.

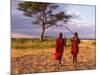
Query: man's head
[[59, 32, 63, 38], [74, 32, 78, 37]]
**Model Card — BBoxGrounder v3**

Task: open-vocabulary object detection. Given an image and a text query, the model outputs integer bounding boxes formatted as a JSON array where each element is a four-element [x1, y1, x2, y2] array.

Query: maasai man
[[54, 32, 66, 65], [71, 32, 80, 64]]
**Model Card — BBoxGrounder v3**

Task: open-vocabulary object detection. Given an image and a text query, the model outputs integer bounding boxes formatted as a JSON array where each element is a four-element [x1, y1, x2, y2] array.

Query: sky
[[11, 0, 96, 39]]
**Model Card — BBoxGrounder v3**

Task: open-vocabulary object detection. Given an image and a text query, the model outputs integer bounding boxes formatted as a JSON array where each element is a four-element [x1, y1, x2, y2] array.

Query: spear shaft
[[65, 26, 74, 34]]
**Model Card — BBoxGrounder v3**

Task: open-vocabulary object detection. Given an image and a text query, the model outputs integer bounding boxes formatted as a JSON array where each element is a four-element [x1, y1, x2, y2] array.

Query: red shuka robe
[[54, 38, 65, 60], [71, 37, 80, 57]]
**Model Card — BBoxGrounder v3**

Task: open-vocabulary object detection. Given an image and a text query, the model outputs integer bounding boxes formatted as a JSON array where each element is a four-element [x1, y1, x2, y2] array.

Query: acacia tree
[[18, 1, 72, 41]]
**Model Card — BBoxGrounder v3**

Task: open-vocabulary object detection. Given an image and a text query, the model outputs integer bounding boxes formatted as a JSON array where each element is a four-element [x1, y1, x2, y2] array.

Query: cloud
[[74, 12, 80, 17], [67, 19, 86, 26], [11, 33, 33, 38], [66, 11, 80, 18], [65, 10, 94, 27]]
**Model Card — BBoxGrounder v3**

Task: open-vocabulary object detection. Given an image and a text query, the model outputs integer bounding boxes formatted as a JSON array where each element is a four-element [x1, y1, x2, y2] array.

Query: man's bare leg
[[73, 56, 77, 69], [59, 60, 61, 64], [73, 56, 75, 64]]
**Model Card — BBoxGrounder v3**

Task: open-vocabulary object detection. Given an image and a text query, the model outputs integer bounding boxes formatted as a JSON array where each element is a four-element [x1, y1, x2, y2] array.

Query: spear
[[64, 26, 74, 34]]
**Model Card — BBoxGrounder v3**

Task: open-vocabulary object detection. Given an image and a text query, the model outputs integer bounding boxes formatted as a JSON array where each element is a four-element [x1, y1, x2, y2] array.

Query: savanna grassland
[[11, 38, 96, 74]]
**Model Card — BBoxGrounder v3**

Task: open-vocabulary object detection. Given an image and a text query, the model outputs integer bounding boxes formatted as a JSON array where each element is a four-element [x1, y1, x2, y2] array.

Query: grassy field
[[11, 38, 96, 74]]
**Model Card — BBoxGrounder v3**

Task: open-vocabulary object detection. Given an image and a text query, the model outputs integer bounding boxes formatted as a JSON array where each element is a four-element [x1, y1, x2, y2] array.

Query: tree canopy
[[18, 1, 73, 41]]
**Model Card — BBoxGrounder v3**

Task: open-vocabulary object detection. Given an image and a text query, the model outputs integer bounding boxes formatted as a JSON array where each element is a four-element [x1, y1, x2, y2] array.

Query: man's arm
[[78, 38, 80, 44]]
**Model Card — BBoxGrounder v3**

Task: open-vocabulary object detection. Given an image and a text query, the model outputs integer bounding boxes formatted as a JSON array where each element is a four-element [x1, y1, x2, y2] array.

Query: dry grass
[[11, 39, 96, 74]]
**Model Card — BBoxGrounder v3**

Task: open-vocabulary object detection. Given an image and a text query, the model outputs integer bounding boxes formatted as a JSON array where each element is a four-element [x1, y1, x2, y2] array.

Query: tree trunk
[[40, 27, 45, 41], [40, 9, 46, 41]]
